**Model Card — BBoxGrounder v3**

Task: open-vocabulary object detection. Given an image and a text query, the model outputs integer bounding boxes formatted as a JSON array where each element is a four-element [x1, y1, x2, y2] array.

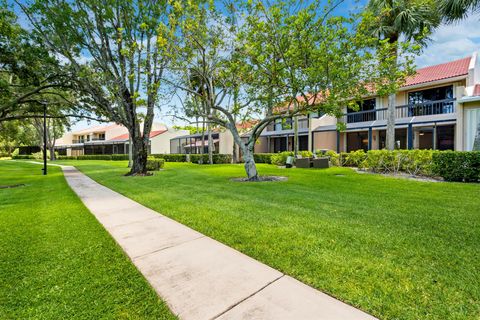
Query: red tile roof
[[109, 129, 167, 141], [404, 57, 471, 87]]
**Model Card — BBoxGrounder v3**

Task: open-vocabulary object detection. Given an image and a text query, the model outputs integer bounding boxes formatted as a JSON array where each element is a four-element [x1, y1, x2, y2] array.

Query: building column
[[311, 132, 315, 153], [407, 123, 413, 150], [368, 127, 372, 151], [286, 134, 289, 152], [433, 124, 437, 150], [336, 131, 340, 153]]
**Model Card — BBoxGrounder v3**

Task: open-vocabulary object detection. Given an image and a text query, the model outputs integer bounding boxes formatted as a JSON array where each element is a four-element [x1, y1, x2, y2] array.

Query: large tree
[[170, 0, 379, 180], [0, 3, 89, 123], [364, 0, 440, 150], [20, 0, 180, 175]]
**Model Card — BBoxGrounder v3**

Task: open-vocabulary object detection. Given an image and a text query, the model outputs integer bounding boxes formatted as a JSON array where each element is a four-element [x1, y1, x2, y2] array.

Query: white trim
[[399, 75, 467, 92]]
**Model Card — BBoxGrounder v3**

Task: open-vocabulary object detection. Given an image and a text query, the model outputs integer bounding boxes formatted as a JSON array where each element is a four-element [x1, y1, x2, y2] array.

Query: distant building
[[55, 123, 189, 156]]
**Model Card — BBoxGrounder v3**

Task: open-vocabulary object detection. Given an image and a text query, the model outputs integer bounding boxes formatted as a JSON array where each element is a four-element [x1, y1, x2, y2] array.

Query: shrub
[[56, 154, 128, 161], [324, 150, 339, 166], [254, 153, 274, 164], [432, 151, 480, 182], [299, 150, 313, 158], [340, 150, 367, 167], [11, 148, 19, 157], [189, 154, 232, 164], [146, 157, 165, 171], [151, 154, 187, 162], [32, 151, 44, 160], [271, 151, 294, 166], [12, 154, 34, 159], [111, 154, 129, 160]]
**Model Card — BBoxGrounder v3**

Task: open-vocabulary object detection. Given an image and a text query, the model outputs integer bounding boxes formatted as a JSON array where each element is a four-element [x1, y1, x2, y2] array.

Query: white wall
[[150, 128, 190, 154]]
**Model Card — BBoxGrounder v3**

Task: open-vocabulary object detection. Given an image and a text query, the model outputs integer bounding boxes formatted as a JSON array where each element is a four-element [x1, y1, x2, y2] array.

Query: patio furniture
[[312, 157, 329, 168], [295, 157, 312, 168]]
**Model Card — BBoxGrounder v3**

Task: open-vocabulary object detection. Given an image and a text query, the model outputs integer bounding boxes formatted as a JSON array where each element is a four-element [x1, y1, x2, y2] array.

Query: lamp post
[[40, 100, 47, 175]]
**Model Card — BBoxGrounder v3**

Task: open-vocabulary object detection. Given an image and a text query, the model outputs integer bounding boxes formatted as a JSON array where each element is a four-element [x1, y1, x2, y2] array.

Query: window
[[274, 118, 293, 131], [347, 98, 376, 123], [408, 85, 454, 115], [465, 108, 480, 151], [408, 85, 453, 104]]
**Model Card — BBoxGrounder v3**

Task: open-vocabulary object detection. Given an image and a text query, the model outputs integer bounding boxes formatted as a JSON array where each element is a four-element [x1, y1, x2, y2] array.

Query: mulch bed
[[0, 184, 26, 189]]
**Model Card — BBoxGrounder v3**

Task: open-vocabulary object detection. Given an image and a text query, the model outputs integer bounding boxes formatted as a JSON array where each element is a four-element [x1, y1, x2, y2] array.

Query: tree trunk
[[128, 134, 148, 175], [243, 148, 259, 181], [232, 142, 238, 163], [473, 120, 480, 151], [386, 93, 396, 150], [49, 147, 55, 161], [207, 123, 213, 165], [293, 116, 299, 156], [200, 117, 205, 164]]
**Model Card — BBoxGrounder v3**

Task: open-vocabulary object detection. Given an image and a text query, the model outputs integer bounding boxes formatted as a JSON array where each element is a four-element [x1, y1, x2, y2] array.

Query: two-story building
[[239, 51, 480, 154]]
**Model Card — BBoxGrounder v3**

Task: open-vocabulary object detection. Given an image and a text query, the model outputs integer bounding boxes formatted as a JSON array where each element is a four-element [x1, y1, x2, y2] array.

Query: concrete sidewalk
[[61, 166, 377, 320]]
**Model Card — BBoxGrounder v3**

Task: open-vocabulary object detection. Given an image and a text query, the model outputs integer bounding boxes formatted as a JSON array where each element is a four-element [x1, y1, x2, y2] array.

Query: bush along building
[[55, 123, 189, 156], [236, 52, 480, 154]]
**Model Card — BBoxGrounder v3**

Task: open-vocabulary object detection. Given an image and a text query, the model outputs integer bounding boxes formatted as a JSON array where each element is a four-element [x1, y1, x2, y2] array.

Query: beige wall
[[151, 129, 190, 154], [254, 137, 269, 153], [313, 131, 337, 151], [218, 131, 234, 154]]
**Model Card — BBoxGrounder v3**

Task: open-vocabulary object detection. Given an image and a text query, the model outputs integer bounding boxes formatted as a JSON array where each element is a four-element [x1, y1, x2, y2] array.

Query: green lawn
[[0, 161, 176, 320], [52, 160, 480, 320]]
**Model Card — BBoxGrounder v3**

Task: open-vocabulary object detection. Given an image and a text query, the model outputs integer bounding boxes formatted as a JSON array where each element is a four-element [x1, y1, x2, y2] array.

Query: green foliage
[[172, 125, 201, 134], [330, 149, 439, 177], [363, 149, 436, 175], [271, 151, 294, 166], [11, 148, 19, 157], [31, 151, 43, 160], [324, 150, 340, 166], [432, 151, 480, 182], [57, 155, 129, 161], [146, 157, 165, 171], [439, 0, 479, 22], [11, 154, 34, 159], [189, 154, 232, 164], [299, 151, 313, 158], [340, 150, 367, 167], [150, 154, 187, 162], [253, 153, 274, 164]]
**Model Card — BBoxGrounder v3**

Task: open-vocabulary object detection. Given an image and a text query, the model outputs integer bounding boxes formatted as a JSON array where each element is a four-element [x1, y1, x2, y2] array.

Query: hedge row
[[12, 154, 35, 159], [253, 153, 274, 164], [56, 154, 130, 161], [336, 149, 479, 182], [150, 154, 187, 162], [151, 153, 232, 164], [432, 151, 480, 182]]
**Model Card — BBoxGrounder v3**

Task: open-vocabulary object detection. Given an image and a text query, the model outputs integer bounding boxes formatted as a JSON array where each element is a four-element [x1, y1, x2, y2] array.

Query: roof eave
[[399, 75, 468, 92]]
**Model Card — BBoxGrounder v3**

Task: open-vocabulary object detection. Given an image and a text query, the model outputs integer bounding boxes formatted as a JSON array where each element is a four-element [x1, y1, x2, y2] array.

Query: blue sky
[[9, 0, 479, 130]]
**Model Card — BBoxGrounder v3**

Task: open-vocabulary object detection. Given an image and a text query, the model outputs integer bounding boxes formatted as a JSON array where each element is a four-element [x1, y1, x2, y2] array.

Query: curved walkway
[[61, 165, 377, 320]]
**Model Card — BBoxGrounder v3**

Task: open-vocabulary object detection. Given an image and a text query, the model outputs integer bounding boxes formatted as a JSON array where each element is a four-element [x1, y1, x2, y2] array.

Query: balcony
[[344, 98, 456, 124]]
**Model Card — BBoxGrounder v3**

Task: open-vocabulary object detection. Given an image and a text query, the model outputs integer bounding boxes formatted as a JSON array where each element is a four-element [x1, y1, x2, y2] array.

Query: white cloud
[[416, 13, 480, 67]]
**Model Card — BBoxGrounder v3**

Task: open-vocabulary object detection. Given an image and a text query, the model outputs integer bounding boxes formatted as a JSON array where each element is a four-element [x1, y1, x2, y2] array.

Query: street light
[[39, 100, 47, 175]]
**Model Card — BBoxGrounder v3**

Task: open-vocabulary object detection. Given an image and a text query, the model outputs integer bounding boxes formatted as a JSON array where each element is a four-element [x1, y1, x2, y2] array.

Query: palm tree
[[439, 0, 480, 150], [440, 0, 480, 22], [365, 0, 440, 150]]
